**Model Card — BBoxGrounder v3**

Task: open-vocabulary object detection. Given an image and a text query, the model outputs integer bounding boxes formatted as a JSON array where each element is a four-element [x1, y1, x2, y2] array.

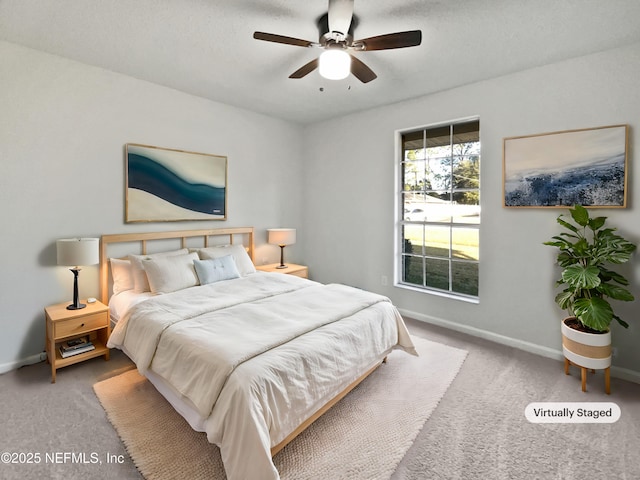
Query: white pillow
[[194, 255, 240, 285], [197, 244, 256, 276], [142, 252, 199, 294], [110, 258, 133, 295], [129, 248, 189, 292]]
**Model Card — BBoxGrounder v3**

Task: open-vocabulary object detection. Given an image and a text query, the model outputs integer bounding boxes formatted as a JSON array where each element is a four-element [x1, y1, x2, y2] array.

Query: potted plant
[[544, 205, 636, 387]]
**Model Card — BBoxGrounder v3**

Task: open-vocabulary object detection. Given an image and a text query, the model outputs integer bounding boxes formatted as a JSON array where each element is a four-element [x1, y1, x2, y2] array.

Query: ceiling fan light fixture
[[319, 49, 351, 80], [254, 0, 422, 83]]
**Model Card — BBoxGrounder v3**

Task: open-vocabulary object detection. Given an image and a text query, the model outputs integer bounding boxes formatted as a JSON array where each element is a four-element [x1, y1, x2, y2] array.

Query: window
[[397, 119, 480, 299]]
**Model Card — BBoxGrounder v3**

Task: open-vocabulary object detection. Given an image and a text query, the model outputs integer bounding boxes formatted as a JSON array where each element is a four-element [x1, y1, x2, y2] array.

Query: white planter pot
[[561, 318, 611, 369]]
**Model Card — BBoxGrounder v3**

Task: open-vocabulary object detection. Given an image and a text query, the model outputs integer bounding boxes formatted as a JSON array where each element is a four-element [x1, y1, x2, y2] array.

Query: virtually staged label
[[524, 402, 620, 423]]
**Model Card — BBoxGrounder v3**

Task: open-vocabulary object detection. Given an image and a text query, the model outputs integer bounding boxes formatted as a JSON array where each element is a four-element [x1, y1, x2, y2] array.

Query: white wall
[[3, 38, 640, 382], [0, 41, 304, 372], [301, 42, 640, 380]]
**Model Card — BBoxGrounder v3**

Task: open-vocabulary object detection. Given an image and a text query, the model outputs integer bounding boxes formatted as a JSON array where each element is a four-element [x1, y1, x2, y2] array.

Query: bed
[[101, 227, 416, 480]]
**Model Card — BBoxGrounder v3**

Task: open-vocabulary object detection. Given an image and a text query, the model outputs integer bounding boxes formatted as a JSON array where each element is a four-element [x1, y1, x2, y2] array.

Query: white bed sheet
[[107, 272, 416, 480], [111, 290, 209, 432], [108, 290, 153, 323]]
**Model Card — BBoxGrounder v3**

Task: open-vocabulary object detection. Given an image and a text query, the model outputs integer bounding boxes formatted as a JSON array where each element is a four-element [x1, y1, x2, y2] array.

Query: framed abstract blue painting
[[125, 144, 227, 222], [503, 125, 628, 208]]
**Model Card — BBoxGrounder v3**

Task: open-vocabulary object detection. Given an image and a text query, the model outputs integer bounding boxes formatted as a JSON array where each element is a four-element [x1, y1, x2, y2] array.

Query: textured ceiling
[[2, 0, 640, 124]]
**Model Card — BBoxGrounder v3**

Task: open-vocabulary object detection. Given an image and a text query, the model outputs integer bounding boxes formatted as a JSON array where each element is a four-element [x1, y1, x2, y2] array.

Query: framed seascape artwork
[[503, 125, 628, 208], [125, 143, 227, 222]]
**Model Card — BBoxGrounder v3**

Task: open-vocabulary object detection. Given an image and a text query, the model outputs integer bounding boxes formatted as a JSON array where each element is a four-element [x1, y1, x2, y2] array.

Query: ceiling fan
[[253, 0, 422, 83]]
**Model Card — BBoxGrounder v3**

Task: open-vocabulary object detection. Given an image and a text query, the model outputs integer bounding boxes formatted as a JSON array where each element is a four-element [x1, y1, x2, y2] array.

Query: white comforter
[[108, 272, 416, 480]]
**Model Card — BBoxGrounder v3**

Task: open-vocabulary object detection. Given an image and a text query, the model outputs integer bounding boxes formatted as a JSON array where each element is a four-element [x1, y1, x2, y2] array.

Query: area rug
[[93, 336, 467, 480]]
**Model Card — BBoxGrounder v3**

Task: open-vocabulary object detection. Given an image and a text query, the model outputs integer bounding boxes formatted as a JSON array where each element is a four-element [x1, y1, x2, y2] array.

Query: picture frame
[[503, 125, 628, 208], [125, 143, 227, 222]]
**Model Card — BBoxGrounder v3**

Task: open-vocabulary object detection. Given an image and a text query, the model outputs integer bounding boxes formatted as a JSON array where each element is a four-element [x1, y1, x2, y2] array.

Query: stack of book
[[59, 336, 95, 358]]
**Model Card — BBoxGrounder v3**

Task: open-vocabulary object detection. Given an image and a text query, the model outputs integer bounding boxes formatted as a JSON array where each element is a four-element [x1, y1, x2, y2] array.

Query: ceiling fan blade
[[289, 58, 319, 79], [349, 55, 377, 83], [253, 32, 315, 48], [355, 30, 422, 51], [328, 0, 354, 35]]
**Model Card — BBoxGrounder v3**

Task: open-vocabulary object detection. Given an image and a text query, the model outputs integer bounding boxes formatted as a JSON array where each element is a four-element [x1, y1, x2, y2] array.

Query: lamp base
[[276, 245, 289, 270], [67, 303, 86, 310], [67, 267, 86, 310]]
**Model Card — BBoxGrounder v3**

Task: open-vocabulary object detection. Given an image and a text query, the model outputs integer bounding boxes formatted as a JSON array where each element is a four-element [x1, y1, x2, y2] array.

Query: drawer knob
[[80, 323, 85, 327]]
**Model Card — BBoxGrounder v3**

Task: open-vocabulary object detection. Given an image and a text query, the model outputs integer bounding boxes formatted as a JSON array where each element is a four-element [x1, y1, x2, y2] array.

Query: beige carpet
[[94, 337, 467, 480]]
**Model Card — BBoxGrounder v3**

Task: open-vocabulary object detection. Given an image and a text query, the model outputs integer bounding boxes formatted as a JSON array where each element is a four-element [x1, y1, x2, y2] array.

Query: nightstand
[[45, 300, 110, 383], [256, 263, 309, 279]]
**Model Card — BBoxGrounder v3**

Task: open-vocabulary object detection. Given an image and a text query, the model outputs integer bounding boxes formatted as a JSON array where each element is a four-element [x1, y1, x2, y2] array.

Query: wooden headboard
[[99, 227, 254, 304]]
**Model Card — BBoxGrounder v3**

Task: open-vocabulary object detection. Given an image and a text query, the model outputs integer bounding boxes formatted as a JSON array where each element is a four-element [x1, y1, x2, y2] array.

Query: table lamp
[[267, 228, 296, 269], [57, 238, 99, 310]]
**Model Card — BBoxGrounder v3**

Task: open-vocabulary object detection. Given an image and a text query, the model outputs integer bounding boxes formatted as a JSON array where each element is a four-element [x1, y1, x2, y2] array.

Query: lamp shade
[[319, 49, 351, 80], [267, 229, 296, 246], [57, 238, 99, 267]]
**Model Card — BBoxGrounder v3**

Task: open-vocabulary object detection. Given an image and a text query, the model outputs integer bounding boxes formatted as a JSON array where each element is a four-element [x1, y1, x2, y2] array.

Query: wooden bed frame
[[99, 227, 254, 305], [99, 227, 385, 457]]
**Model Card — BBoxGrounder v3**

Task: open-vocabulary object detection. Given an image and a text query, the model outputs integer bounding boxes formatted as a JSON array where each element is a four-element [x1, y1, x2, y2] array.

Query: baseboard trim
[[0, 352, 46, 375], [399, 308, 640, 385]]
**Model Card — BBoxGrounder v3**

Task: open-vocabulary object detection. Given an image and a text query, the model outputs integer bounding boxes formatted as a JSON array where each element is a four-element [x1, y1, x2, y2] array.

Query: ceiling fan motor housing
[[317, 12, 358, 46]]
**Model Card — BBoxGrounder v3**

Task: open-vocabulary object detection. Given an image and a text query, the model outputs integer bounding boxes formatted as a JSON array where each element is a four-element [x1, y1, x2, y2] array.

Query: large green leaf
[[556, 251, 581, 268], [543, 236, 572, 249], [595, 230, 636, 264], [561, 265, 600, 289], [607, 244, 636, 264], [588, 216, 607, 230], [554, 290, 574, 310], [570, 205, 590, 227], [557, 216, 580, 233], [597, 283, 635, 302], [573, 297, 613, 331], [600, 268, 630, 286]]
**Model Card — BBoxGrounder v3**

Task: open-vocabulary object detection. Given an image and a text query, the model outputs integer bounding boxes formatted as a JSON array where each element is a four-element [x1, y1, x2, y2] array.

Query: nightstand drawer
[[55, 312, 108, 338]]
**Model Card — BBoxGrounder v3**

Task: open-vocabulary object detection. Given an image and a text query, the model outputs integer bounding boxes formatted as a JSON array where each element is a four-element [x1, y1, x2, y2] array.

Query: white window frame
[[394, 117, 480, 302]]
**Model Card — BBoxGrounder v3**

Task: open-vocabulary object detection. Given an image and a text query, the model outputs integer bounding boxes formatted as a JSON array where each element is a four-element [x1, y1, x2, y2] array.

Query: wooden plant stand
[[564, 358, 610, 395]]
